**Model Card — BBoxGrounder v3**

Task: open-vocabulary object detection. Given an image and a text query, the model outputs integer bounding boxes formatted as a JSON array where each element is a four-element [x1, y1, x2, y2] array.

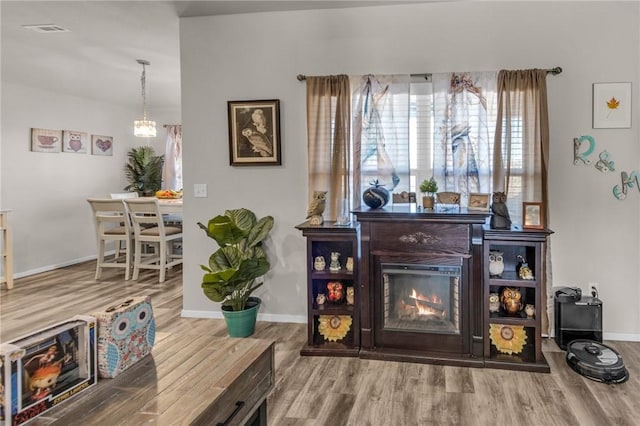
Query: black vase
[[362, 180, 390, 209]]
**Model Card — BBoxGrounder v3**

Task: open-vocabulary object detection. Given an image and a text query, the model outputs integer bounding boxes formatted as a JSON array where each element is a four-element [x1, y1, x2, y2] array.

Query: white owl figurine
[[307, 190, 328, 225], [489, 293, 500, 313], [346, 287, 355, 305], [488, 250, 504, 278]]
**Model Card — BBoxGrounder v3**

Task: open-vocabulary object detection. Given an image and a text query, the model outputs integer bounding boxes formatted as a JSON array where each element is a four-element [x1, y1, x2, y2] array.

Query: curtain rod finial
[[297, 74, 306, 81], [549, 66, 562, 75]]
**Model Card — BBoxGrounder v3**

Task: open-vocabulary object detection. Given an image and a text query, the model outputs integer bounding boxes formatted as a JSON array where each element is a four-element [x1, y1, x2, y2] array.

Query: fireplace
[[354, 205, 488, 366], [382, 263, 460, 335]]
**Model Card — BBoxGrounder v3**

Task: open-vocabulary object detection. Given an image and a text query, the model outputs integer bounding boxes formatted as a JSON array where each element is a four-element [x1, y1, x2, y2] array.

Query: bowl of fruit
[[155, 189, 183, 199]]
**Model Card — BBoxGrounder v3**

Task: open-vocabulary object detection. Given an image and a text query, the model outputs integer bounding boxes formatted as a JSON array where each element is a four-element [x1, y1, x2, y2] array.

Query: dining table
[[155, 197, 183, 214]]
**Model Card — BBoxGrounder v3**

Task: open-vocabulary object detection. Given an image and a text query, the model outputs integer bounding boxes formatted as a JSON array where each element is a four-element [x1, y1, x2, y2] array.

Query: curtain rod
[[296, 67, 563, 81]]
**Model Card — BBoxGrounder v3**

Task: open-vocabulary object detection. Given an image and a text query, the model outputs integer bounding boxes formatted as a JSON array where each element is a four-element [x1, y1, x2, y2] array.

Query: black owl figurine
[[490, 191, 511, 230]]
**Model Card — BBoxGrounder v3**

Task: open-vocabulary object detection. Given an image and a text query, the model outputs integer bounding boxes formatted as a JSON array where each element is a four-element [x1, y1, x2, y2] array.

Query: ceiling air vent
[[22, 24, 70, 33]]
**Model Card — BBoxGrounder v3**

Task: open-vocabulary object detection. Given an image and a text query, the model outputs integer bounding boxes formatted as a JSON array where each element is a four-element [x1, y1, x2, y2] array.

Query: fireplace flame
[[408, 288, 446, 318]]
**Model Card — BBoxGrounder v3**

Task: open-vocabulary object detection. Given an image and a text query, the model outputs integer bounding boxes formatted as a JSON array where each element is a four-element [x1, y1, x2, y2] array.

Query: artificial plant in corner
[[123, 146, 164, 196], [197, 208, 274, 312]]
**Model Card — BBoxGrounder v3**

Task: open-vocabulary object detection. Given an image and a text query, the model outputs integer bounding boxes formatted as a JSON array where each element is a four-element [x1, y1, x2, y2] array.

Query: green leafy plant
[[198, 208, 274, 311], [419, 177, 439, 196], [123, 146, 164, 195]]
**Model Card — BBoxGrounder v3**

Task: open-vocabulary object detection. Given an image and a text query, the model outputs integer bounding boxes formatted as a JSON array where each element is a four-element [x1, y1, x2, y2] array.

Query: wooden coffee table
[[28, 337, 274, 425]]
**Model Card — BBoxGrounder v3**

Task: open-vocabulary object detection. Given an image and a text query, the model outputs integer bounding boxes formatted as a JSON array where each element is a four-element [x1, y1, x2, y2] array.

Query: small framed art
[[522, 202, 544, 230], [63, 130, 89, 153], [593, 82, 631, 129], [228, 99, 281, 166], [31, 128, 62, 153], [91, 135, 113, 156], [467, 193, 490, 211]]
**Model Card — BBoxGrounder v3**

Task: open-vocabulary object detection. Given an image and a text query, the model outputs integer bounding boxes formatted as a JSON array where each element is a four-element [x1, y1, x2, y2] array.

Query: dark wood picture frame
[[522, 202, 544, 230], [228, 99, 281, 166]]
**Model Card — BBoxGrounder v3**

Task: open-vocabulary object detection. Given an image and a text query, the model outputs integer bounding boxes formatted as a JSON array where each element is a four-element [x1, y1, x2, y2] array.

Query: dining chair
[[87, 198, 133, 280], [109, 192, 139, 257], [124, 198, 183, 283]]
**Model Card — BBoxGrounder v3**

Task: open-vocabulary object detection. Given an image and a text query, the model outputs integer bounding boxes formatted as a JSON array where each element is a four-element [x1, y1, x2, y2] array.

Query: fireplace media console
[[297, 204, 552, 372]]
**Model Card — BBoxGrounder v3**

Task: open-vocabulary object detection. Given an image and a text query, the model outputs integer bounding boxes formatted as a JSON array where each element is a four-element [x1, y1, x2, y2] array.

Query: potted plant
[[123, 146, 164, 196], [419, 177, 438, 209], [197, 208, 274, 337]]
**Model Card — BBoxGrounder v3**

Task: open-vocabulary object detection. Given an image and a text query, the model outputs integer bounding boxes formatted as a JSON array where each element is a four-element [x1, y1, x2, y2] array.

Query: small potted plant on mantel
[[419, 177, 438, 209], [197, 208, 274, 337]]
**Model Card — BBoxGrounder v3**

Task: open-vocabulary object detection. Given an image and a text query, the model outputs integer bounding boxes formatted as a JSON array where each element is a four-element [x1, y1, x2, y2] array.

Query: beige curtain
[[305, 75, 352, 220], [494, 69, 552, 334]]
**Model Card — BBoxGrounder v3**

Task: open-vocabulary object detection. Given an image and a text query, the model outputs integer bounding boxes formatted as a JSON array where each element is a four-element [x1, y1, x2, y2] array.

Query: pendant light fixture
[[133, 59, 157, 137]]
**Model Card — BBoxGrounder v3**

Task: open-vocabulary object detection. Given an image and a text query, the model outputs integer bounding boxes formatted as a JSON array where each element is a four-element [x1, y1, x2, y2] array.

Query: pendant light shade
[[134, 59, 156, 137]]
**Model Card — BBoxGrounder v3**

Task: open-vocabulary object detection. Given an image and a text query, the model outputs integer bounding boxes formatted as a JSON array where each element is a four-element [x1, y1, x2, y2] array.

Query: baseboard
[[13, 255, 98, 279], [604, 332, 640, 342], [181, 309, 307, 324]]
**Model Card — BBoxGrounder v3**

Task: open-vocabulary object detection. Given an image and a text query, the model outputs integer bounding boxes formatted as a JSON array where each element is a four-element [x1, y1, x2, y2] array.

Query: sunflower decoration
[[489, 324, 527, 354], [318, 315, 352, 342]]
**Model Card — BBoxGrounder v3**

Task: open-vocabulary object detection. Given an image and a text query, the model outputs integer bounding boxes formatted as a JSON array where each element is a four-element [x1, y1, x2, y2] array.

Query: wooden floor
[[1, 261, 638, 426]]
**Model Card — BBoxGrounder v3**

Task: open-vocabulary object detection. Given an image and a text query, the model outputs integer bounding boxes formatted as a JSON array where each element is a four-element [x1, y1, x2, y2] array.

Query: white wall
[[180, 2, 640, 338], [0, 81, 179, 276]]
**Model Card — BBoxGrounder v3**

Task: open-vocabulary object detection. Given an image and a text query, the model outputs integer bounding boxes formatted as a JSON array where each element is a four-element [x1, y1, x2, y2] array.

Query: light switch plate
[[194, 183, 207, 198]]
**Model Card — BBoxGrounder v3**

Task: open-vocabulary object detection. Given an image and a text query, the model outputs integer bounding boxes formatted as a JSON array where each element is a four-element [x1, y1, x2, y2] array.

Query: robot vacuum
[[566, 340, 629, 384]]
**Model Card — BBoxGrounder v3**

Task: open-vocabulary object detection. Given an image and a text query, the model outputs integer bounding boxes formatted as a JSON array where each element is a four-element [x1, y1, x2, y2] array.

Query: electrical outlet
[[588, 282, 599, 298]]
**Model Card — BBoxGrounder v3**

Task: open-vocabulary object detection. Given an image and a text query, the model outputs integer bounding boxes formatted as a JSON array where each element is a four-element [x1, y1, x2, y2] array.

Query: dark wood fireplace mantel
[[353, 205, 489, 366]]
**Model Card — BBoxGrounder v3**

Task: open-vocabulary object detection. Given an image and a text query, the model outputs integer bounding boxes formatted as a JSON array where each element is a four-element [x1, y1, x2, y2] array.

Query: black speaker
[[554, 288, 602, 350]]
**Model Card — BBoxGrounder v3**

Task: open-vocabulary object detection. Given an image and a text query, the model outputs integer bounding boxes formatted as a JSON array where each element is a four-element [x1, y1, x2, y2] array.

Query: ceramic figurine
[[501, 287, 523, 315], [306, 190, 327, 225], [329, 252, 341, 272], [517, 255, 534, 280], [326, 281, 344, 303], [346, 287, 355, 305], [490, 191, 512, 230], [525, 304, 535, 318], [488, 250, 505, 278], [316, 293, 326, 305], [489, 293, 500, 313], [346, 257, 354, 272], [314, 256, 326, 271]]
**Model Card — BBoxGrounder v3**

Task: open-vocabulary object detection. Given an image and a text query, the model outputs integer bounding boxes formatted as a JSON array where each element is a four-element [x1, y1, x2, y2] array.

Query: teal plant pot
[[221, 297, 261, 337]]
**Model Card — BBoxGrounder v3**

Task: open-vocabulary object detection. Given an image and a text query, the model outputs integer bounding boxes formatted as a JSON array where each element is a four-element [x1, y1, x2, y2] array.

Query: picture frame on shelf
[[31, 128, 62, 153], [467, 193, 490, 211], [522, 202, 544, 230], [228, 99, 281, 166], [593, 82, 631, 129]]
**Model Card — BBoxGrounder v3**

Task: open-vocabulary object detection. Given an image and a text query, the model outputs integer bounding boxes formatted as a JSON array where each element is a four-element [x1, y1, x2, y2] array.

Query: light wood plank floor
[[1, 261, 638, 426]]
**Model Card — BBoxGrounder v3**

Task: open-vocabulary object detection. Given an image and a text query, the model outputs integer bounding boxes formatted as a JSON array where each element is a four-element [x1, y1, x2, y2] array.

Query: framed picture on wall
[[31, 128, 62, 153], [228, 99, 281, 166], [91, 135, 113, 156], [62, 130, 89, 153], [593, 82, 631, 129], [522, 202, 544, 230]]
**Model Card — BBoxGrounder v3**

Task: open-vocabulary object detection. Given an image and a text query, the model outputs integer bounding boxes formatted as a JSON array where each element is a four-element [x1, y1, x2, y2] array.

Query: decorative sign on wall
[[573, 135, 595, 165], [573, 134, 635, 201], [91, 135, 113, 156], [593, 82, 632, 129], [62, 130, 89, 154], [612, 171, 640, 200], [31, 128, 62, 153]]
